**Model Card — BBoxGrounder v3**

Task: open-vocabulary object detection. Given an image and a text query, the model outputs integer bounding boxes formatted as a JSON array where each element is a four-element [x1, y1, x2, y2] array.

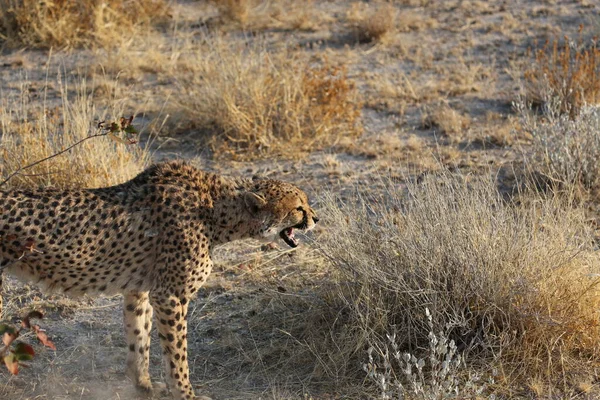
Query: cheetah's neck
[[204, 175, 260, 245]]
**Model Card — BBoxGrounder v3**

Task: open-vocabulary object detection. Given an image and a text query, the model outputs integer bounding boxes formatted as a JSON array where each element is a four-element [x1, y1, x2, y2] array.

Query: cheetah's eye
[[285, 207, 303, 219]]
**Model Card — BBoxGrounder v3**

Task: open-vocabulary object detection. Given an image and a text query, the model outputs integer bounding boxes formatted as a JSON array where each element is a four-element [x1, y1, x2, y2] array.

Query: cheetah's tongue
[[280, 227, 299, 248]]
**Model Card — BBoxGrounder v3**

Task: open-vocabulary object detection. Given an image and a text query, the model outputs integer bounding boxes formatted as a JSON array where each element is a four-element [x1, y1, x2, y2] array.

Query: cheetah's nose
[[312, 216, 319, 223]]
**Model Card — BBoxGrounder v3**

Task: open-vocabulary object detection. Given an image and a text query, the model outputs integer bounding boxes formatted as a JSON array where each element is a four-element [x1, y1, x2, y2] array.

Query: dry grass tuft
[[524, 32, 600, 117], [397, 10, 438, 32], [282, 0, 321, 32], [209, 0, 311, 31], [422, 103, 470, 142], [0, 76, 151, 189], [517, 99, 600, 193], [349, 3, 397, 43], [318, 172, 600, 393], [0, 0, 170, 48], [176, 37, 362, 159], [211, 0, 253, 26]]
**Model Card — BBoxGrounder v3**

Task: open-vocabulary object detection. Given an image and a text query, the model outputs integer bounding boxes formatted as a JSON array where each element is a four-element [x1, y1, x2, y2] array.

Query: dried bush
[[524, 32, 600, 117], [517, 99, 600, 192], [211, 0, 253, 26], [0, 0, 170, 48], [319, 172, 600, 393], [0, 77, 151, 189], [176, 38, 362, 159], [422, 103, 470, 142], [349, 3, 397, 43]]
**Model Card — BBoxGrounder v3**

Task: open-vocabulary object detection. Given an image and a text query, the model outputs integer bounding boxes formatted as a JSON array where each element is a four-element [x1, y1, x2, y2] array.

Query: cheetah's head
[[244, 181, 319, 248]]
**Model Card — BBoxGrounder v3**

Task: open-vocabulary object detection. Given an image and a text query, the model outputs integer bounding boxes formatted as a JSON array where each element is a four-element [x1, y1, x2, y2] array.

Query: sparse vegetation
[[0, 0, 170, 48], [524, 32, 600, 117], [349, 2, 397, 43], [422, 102, 470, 142], [517, 99, 600, 192], [176, 37, 362, 159], [0, 311, 56, 375], [1, 0, 599, 398], [319, 172, 600, 396], [212, 0, 253, 26], [0, 77, 151, 189], [364, 308, 489, 399]]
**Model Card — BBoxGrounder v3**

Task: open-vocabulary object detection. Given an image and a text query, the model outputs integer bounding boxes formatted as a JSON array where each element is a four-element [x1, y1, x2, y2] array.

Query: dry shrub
[[319, 172, 600, 392], [211, 0, 254, 26], [524, 32, 600, 117], [176, 38, 362, 159], [470, 112, 515, 147], [349, 3, 397, 43], [517, 99, 600, 192], [422, 103, 470, 142], [0, 77, 151, 189], [0, 0, 170, 48], [93, 31, 175, 78], [209, 0, 301, 31]]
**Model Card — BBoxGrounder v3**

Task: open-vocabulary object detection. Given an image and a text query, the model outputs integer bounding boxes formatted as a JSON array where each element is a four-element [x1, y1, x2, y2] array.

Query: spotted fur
[[0, 161, 318, 399]]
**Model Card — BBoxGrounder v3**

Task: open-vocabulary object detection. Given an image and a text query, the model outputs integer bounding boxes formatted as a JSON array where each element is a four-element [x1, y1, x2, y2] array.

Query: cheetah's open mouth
[[280, 228, 299, 248]]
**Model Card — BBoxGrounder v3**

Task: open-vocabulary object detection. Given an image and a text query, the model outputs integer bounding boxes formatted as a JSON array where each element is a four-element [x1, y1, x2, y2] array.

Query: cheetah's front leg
[[124, 291, 154, 392], [151, 292, 197, 400]]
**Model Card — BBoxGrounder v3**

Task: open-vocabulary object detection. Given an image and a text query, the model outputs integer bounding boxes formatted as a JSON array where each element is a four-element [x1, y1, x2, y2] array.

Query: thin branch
[[0, 132, 108, 187]]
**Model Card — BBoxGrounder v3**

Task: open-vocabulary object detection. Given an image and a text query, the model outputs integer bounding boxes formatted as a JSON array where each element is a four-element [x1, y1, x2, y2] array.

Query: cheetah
[[0, 161, 318, 399]]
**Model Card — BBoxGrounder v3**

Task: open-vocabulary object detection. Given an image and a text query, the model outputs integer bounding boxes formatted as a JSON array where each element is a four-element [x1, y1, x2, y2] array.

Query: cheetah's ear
[[244, 192, 267, 215]]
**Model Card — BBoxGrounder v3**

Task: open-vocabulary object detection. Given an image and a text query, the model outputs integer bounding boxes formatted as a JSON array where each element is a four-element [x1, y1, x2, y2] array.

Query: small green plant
[[0, 311, 55, 375]]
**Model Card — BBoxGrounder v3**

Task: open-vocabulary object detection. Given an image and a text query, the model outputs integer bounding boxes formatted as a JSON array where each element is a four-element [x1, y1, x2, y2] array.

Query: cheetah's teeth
[[279, 227, 299, 248]]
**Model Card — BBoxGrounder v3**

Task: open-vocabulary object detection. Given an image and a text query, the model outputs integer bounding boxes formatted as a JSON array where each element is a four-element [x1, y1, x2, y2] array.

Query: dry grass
[[397, 9, 438, 32], [348, 2, 397, 44], [175, 37, 362, 159], [365, 71, 439, 109], [0, 0, 170, 48], [364, 58, 493, 113], [441, 57, 494, 96], [318, 172, 600, 395], [211, 0, 253, 26], [524, 32, 600, 117], [517, 99, 600, 193], [338, 131, 442, 172], [1, 1, 597, 397], [209, 0, 321, 32], [0, 76, 151, 189], [422, 103, 471, 142]]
